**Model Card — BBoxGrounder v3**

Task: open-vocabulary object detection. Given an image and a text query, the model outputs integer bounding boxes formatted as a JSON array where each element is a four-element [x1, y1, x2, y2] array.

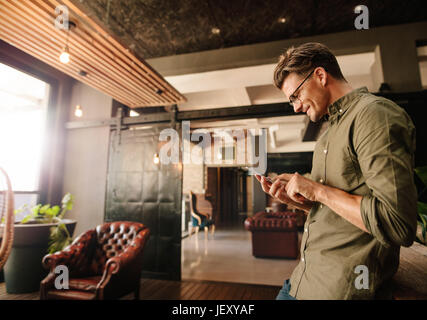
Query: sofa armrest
[[97, 228, 150, 291], [42, 229, 97, 272]]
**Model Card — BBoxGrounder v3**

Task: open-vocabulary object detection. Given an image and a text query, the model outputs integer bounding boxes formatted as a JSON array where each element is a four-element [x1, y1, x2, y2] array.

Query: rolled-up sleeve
[[355, 100, 417, 248]]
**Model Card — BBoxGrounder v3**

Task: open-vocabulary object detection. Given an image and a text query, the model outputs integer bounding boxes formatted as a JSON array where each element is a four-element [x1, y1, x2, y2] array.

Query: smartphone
[[259, 176, 274, 184], [264, 177, 274, 183]]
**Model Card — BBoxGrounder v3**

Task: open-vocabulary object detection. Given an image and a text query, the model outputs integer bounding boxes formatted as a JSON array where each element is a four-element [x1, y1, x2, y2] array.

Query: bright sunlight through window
[[0, 63, 49, 192]]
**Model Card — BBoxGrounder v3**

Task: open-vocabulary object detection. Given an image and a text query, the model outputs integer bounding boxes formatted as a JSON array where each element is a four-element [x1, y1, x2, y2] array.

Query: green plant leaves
[[415, 167, 427, 246], [415, 166, 427, 187], [59, 193, 73, 219], [48, 223, 72, 254], [417, 202, 427, 242], [17, 193, 74, 253]]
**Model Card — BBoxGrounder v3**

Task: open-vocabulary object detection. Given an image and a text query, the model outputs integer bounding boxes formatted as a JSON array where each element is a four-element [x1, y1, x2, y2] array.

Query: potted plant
[[414, 166, 427, 245], [1, 193, 77, 293]]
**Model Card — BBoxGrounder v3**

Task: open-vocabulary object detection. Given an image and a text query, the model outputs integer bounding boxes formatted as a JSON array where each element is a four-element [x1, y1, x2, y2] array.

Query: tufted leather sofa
[[40, 221, 150, 300], [244, 211, 299, 259], [271, 200, 307, 229]]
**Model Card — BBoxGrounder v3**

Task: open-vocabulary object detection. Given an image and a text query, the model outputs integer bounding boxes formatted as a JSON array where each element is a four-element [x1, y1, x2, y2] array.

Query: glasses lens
[[289, 98, 300, 108]]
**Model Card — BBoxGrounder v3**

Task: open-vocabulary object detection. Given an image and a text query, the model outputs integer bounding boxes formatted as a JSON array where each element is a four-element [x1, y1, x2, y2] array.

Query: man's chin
[[308, 113, 320, 122]]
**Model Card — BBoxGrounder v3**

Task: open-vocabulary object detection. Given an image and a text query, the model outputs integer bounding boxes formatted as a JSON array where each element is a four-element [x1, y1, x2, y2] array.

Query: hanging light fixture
[[59, 21, 76, 64], [74, 105, 83, 117], [59, 46, 70, 64]]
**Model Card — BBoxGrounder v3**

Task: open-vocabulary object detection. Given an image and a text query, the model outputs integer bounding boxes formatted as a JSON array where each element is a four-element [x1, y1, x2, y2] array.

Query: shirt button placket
[[322, 141, 328, 211]]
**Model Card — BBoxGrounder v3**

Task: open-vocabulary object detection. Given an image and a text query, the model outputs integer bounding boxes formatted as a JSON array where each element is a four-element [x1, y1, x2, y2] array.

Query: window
[[0, 62, 50, 211]]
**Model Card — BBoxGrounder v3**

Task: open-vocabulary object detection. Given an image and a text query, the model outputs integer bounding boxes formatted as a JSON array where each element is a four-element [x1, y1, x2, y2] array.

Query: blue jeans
[[276, 279, 297, 300]]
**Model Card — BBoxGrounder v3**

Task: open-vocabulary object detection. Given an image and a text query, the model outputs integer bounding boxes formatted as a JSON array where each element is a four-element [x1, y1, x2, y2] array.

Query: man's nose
[[293, 101, 303, 113]]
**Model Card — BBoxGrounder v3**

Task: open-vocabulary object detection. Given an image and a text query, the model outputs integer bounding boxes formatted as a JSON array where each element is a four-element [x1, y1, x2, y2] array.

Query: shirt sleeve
[[354, 99, 417, 248]]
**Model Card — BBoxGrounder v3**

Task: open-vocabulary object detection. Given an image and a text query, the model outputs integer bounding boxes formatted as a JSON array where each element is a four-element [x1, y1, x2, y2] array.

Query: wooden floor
[[392, 242, 427, 300], [0, 278, 281, 300], [182, 228, 301, 286]]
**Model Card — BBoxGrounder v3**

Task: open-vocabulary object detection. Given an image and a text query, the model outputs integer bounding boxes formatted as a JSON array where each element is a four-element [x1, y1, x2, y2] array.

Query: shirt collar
[[326, 87, 369, 123]]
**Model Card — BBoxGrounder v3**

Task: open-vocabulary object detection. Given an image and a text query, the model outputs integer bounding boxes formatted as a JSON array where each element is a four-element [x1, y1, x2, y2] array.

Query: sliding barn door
[[105, 124, 182, 280]]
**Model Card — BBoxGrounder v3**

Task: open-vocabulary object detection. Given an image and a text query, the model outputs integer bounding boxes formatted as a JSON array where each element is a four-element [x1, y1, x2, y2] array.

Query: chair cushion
[[192, 216, 214, 228], [68, 276, 102, 292], [47, 289, 96, 300]]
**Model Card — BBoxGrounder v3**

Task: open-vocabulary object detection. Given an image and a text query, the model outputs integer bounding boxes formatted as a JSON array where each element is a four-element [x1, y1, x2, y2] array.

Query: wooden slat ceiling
[[0, 0, 186, 108]]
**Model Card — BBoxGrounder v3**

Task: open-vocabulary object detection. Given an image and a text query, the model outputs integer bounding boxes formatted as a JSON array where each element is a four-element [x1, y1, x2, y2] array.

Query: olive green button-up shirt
[[289, 87, 418, 300]]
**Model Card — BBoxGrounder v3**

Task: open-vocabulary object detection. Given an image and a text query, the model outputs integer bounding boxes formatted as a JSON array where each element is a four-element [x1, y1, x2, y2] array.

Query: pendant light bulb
[[60, 46, 70, 64], [74, 105, 83, 117], [153, 153, 160, 164]]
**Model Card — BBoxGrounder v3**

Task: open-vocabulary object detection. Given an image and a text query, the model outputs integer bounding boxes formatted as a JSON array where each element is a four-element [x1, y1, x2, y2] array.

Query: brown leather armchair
[[40, 221, 150, 300], [244, 211, 299, 259]]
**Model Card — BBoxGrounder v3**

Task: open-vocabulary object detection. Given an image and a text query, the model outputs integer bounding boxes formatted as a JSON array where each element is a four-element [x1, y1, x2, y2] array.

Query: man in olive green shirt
[[256, 42, 417, 300]]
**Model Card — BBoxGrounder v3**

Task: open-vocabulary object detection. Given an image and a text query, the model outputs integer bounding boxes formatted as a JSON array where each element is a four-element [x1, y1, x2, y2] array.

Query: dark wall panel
[[105, 125, 182, 280]]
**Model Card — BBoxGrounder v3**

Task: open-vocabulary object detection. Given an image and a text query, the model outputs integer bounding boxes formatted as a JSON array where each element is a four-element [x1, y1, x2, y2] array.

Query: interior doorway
[[205, 167, 248, 229], [181, 165, 300, 286]]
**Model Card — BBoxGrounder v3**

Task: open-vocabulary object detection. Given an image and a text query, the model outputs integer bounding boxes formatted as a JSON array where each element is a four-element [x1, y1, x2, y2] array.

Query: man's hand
[[281, 172, 319, 203], [256, 173, 369, 233], [255, 174, 315, 213]]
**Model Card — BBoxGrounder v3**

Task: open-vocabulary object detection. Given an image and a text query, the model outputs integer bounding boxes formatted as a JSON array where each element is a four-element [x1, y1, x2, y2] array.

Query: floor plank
[[0, 278, 281, 300]]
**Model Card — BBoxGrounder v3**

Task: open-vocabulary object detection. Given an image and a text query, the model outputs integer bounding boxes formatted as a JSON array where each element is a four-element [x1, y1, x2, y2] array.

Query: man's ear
[[315, 67, 328, 87]]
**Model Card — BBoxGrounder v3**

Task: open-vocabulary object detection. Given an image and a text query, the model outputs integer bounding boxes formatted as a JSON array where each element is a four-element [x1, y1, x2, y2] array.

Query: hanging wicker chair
[[0, 167, 15, 270]]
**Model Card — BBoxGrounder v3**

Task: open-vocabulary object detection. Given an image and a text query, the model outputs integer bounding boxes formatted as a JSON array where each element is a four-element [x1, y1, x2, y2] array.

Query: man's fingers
[[269, 179, 283, 197], [284, 178, 302, 204], [287, 190, 305, 204], [274, 185, 286, 199], [260, 177, 271, 193], [255, 175, 270, 193], [276, 173, 293, 182]]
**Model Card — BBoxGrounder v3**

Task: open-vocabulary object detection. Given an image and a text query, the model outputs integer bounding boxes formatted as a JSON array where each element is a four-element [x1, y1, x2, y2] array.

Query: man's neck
[[327, 81, 354, 107]]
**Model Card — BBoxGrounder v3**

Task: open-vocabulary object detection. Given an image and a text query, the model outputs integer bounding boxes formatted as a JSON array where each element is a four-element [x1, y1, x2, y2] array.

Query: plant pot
[[0, 219, 76, 294]]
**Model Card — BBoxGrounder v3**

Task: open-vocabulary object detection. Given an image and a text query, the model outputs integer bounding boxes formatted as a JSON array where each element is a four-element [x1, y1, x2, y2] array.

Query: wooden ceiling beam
[[60, 0, 185, 103], [4, 0, 158, 105], [0, 21, 140, 107], [30, 0, 170, 104], [0, 0, 186, 107]]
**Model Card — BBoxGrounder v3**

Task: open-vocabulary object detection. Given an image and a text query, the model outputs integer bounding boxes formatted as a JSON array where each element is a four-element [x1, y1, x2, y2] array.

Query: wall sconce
[[74, 105, 83, 117], [211, 27, 221, 35], [153, 153, 160, 165]]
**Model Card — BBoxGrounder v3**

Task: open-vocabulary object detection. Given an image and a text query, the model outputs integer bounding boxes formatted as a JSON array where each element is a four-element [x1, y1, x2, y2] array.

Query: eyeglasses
[[289, 69, 315, 108]]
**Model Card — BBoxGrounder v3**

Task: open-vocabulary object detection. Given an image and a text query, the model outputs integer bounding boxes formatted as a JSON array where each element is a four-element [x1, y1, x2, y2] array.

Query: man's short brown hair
[[273, 42, 346, 89]]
